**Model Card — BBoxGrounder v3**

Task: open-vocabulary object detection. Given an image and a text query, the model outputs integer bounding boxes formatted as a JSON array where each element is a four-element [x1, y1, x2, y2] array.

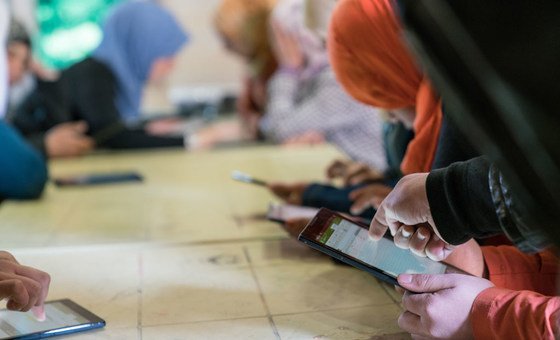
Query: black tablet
[[299, 208, 466, 286]]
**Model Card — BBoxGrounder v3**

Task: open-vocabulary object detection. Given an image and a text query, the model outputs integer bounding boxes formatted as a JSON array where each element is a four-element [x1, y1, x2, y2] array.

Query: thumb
[[397, 274, 458, 293]]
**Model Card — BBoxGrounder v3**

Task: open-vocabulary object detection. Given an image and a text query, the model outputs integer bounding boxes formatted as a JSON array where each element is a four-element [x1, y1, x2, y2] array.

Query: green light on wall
[[36, 0, 123, 69]]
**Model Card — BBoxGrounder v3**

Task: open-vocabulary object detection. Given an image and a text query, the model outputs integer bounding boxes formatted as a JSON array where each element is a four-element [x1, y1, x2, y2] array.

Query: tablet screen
[[315, 216, 447, 277], [0, 301, 99, 339]]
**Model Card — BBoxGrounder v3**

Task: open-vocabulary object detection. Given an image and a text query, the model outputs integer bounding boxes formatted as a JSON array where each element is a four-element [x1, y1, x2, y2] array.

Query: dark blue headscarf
[[92, 1, 189, 121]]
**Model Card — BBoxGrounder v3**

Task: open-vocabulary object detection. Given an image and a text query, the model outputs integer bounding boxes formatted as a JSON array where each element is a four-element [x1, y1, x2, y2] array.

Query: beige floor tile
[[142, 317, 276, 340], [245, 239, 329, 267], [11, 248, 140, 330], [141, 244, 267, 326], [62, 327, 139, 340], [273, 305, 404, 340], [253, 262, 395, 315]]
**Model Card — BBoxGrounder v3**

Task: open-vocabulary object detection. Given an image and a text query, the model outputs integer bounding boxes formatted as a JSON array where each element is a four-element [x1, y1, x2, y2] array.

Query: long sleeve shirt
[[260, 68, 387, 171], [11, 58, 185, 153], [0, 121, 48, 200], [471, 246, 560, 339], [62, 58, 185, 150]]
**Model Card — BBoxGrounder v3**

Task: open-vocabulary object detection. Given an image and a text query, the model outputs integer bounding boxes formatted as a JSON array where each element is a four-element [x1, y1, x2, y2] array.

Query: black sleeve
[[431, 113, 479, 170], [69, 63, 184, 149], [426, 156, 502, 245]]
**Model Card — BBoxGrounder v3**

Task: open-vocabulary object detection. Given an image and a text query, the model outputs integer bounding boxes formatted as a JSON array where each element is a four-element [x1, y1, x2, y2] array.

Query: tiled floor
[[1, 146, 407, 339]]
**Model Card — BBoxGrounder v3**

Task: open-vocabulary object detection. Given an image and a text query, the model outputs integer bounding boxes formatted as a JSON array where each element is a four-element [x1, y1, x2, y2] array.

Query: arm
[[0, 122, 47, 200], [472, 288, 560, 339], [427, 157, 549, 252], [426, 156, 501, 245], [70, 63, 184, 149], [482, 246, 558, 295]]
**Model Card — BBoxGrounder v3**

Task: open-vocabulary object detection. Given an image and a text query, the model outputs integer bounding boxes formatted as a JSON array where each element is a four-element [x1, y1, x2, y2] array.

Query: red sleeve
[[471, 288, 560, 339], [482, 246, 559, 295]]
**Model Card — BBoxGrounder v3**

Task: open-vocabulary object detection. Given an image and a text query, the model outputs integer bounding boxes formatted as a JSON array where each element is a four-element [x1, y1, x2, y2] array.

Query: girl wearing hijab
[[66, 1, 188, 149], [214, 0, 278, 139], [329, 0, 443, 175], [262, 0, 387, 170], [266, 0, 414, 229], [11, 1, 189, 152]]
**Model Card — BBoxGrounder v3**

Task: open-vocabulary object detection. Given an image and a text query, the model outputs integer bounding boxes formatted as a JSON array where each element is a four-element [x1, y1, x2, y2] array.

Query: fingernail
[[350, 208, 361, 215], [401, 229, 411, 238], [417, 230, 427, 240], [32, 306, 46, 322], [399, 274, 412, 284]]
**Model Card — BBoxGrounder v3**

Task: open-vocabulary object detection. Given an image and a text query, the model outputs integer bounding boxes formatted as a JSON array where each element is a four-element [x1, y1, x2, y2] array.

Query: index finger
[[14, 265, 51, 308]]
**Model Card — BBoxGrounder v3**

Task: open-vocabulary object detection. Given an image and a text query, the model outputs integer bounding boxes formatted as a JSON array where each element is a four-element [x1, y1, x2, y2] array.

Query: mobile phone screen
[[317, 216, 447, 277], [0, 300, 105, 339], [300, 210, 450, 282]]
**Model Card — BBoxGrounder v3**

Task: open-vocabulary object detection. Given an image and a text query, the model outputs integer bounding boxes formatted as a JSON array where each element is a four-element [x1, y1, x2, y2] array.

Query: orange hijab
[[329, 0, 442, 174]]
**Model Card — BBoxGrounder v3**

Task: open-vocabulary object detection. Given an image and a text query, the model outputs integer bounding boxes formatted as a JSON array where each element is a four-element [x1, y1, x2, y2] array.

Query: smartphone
[[266, 203, 320, 224], [231, 171, 267, 186], [54, 172, 143, 187], [299, 208, 466, 286], [0, 299, 106, 339]]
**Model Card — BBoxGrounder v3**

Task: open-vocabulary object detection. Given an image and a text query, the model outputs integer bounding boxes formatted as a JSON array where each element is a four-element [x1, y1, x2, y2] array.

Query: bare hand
[[370, 173, 454, 261], [398, 273, 494, 339], [270, 20, 305, 70], [267, 182, 308, 205], [45, 121, 94, 158], [348, 184, 393, 215], [0, 251, 50, 319], [326, 160, 384, 186]]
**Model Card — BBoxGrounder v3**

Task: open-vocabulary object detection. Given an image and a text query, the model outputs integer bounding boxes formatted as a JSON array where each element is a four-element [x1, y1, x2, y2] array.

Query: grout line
[[141, 314, 271, 329], [243, 246, 281, 340], [137, 253, 144, 340], [266, 302, 398, 318], [135, 302, 398, 330]]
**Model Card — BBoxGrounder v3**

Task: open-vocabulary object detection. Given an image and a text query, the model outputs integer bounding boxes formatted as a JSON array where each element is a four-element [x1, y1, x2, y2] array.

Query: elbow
[[12, 156, 48, 200]]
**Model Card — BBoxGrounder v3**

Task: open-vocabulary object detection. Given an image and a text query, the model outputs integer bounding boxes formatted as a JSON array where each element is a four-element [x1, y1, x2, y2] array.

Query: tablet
[[0, 299, 105, 339], [299, 208, 465, 286], [54, 172, 143, 187]]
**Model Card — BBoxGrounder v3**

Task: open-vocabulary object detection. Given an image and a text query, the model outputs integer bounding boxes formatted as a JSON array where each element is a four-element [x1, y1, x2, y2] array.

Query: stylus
[[231, 170, 268, 186]]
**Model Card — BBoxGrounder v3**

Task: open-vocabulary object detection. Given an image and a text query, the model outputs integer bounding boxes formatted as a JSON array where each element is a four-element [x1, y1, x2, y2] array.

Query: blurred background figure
[[262, 0, 386, 168], [214, 0, 278, 139], [1, 4, 47, 200], [9, 1, 190, 157], [6, 20, 94, 159]]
